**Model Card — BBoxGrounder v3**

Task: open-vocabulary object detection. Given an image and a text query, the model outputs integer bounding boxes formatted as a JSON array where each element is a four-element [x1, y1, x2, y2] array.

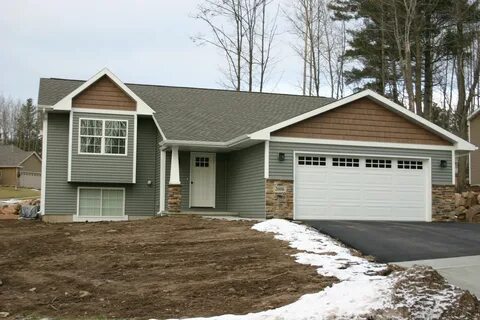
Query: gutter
[[159, 134, 258, 150]]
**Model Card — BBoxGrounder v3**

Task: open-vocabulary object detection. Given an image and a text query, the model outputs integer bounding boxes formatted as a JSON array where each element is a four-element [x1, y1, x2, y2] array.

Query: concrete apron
[[397, 255, 480, 297]]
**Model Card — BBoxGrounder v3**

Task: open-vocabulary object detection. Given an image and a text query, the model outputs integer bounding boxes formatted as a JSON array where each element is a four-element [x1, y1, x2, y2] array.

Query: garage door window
[[78, 188, 124, 217], [366, 159, 392, 168], [332, 157, 359, 167], [398, 160, 423, 170], [298, 156, 326, 166]]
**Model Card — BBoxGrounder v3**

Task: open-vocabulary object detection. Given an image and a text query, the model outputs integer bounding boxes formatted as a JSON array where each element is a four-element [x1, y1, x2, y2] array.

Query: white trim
[[160, 134, 252, 149], [159, 148, 166, 213], [189, 152, 216, 208], [270, 136, 456, 151], [468, 108, 480, 121], [40, 112, 48, 215], [18, 152, 42, 166], [71, 108, 137, 115], [292, 150, 433, 222], [452, 150, 456, 185], [264, 141, 270, 179], [52, 68, 155, 115], [67, 111, 73, 181], [132, 114, 137, 183], [468, 120, 472, 184], [169, 146, 181, 184], [77, 117, 129, 156], [76, 187, 126, 220], [250, 90, 476, 151], [73, 215, 129, 222]]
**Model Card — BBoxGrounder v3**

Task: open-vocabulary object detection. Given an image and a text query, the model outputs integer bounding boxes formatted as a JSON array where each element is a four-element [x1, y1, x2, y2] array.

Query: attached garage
[[294, 154, 430, 221]]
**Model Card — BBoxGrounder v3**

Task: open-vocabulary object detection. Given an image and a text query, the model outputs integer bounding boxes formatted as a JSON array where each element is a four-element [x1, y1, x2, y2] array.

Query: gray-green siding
[[226, 143, 265, 218], [44, 113, 159, 216], [269, 141, 453, 185], [164, 151, 228, 211], [44, 113, 77, 214], [70, 112, 135, 183]]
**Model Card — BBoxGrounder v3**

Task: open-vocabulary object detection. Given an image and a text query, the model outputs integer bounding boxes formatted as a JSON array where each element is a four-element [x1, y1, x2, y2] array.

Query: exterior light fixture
[[440, 160, 447, 168], [278, 153, 285, 161]]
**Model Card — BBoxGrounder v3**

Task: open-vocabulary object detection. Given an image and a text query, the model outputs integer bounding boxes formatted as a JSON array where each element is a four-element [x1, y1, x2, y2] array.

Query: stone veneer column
[[167, 184, 182, 212], [265, 179, 294, 219], [432, 185, 456, 217]]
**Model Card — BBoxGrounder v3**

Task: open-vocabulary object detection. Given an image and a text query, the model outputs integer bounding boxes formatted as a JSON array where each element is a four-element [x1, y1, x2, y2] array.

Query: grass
[[0, 186, 40, 199]]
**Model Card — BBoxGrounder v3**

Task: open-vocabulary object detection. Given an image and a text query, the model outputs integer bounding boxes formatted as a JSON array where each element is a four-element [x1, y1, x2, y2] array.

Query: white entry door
[[294, 154, 430, 221], [190, 153, 216, 207]]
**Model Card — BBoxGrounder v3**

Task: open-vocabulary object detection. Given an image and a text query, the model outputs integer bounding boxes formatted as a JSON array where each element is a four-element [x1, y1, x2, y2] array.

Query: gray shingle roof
[[0, 145, 36, 167], [38, 78, 336, 142]]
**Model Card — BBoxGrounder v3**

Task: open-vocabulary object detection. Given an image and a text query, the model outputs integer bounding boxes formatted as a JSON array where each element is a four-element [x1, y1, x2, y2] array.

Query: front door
[[190, 152, 216, 207]]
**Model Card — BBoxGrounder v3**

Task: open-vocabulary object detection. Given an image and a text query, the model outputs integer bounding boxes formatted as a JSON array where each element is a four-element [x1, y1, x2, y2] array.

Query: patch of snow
[[164, 277, 393, 320], [252, 219, 385, 280], [161, 219, 473, 320], [0, 199, 21, 204]]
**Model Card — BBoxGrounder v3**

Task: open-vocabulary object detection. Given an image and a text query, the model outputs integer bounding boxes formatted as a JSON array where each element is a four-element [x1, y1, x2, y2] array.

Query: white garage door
[[294, 154, 429, 221]]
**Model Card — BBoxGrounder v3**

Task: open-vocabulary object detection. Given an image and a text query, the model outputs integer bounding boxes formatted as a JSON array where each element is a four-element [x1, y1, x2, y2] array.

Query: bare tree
[[288, 0, 347, 97], [193, 0, 278, 92]]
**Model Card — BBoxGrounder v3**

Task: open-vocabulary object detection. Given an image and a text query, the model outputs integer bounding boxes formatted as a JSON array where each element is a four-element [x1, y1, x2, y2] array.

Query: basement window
[[78, 188, 125, 217], [398, 160, 423, 170], [366, 159, 392, 168], [298, 156, 326, 166], [332, 157, 360, 167]]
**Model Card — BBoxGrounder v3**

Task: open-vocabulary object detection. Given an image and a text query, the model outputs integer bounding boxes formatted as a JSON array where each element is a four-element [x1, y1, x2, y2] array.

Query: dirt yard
[[0, 216, 336, 319]]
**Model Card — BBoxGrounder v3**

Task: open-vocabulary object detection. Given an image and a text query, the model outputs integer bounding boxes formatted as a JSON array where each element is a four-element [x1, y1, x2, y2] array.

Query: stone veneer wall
[[265, 181, 454, 220], [432, 185, 456, 216], [265, 179, 293, 219], [167, 184, 182, 212]]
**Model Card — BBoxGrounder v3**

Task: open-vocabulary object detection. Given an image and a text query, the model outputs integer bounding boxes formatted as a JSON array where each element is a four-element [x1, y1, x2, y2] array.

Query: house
[[0, 145, 42, 189], [37, 68, 475, 223], [469, 110, 480, 185]]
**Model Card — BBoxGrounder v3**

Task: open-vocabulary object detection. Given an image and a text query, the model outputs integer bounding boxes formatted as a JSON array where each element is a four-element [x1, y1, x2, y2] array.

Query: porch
[[161, 144, 265, 219]]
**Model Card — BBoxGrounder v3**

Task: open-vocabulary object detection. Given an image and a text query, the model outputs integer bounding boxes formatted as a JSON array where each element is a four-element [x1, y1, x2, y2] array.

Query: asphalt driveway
[[303, 221, 480, 263]]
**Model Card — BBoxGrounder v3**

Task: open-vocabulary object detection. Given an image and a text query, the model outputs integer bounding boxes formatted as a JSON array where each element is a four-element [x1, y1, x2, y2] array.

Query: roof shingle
[[0, 145, 37, 167], [38, 78, 336, 142]]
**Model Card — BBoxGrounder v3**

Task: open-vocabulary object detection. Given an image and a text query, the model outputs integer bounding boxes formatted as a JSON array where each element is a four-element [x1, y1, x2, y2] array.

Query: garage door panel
[[295, 154, 428, 221]]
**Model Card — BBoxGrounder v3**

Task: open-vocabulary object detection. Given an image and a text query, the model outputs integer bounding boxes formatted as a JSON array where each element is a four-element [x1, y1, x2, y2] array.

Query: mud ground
[[0, 216, 336, 319]]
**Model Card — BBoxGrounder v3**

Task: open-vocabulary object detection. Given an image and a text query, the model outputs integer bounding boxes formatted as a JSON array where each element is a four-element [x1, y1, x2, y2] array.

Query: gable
[[272, 97, 451, 146], [72, 75, 136, 111]]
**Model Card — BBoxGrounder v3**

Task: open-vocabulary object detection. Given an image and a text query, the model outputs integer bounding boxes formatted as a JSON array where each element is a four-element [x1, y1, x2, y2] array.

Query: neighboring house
[[469, 109, 480, 185], [0, 145, 42, 189], [37, 68, 475, 223]]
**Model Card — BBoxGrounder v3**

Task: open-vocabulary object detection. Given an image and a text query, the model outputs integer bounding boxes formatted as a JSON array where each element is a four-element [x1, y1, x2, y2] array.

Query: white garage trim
[[292, 151, 432, 222]]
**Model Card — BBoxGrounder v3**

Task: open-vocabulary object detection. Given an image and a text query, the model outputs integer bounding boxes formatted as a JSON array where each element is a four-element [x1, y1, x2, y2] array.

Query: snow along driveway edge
[[163, 219, 475, 320]]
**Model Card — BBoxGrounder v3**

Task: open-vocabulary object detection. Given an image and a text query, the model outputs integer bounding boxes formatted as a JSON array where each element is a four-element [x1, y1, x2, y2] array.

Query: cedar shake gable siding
[[273, 97, 451, 146], [72, 75, 136, 111]]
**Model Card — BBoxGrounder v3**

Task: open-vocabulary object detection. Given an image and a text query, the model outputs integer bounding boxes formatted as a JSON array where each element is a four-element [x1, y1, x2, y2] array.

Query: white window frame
[[78, 118, 128, 156], [75, 187, 127, 221]]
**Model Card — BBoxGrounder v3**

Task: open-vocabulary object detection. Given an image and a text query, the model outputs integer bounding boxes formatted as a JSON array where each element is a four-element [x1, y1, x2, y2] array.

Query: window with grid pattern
[[332, 157, 360, 167], [79, 119, 127, 155], [298, 156, 326, 166], [398, 160, 423, 170], [366, 159, 392, 168], [195, 157, 209, 167]]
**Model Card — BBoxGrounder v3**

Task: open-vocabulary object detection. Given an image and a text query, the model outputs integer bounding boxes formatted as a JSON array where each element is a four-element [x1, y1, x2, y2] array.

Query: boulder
[[465, 191, 478, 208], [466, 205, 480, 223], [456, 212, 466, 221], [455, 193, 466, 207]]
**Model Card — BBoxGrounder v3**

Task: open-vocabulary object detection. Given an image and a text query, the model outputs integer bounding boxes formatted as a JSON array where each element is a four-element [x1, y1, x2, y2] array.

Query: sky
[[0, 0, 312, 103]]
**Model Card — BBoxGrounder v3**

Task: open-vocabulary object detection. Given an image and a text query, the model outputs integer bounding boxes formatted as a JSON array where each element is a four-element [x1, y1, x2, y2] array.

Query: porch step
[[169, 211, 239, 217]]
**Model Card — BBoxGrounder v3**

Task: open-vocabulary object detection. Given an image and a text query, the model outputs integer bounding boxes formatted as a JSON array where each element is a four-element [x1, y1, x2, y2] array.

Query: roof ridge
[[43, 77, 334, 100]]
